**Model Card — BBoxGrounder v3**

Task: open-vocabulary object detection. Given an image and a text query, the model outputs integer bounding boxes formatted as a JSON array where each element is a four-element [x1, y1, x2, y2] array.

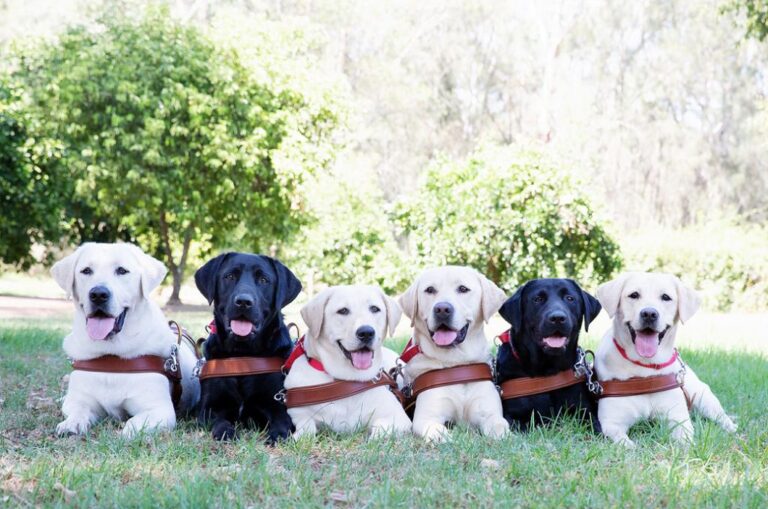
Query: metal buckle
[[574, 347, 603, 396], [675, 349, 687, 385], [164, 344, 179, 374], [371, 369, 384, 383], [192, 357, 206, 378], [274, 389, 287, 403]]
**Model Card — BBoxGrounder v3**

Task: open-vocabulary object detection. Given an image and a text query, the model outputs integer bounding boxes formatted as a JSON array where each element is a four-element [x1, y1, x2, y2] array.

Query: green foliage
[[4, 6, 338, 298], [394, 146, 622, 292], [622, 220, 768, 312], [282, 174, 411, 294], [725, 0, 768, 40]]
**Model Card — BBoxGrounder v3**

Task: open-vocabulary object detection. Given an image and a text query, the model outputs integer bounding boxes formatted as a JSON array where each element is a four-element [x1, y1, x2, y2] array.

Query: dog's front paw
[[55, 416, 91, 436], [720, 415, 738, 433], [212, 421, 237, 441], [266, 426, 291, 446], [421, 423, 451, 444], [484, 419, 509, 440]]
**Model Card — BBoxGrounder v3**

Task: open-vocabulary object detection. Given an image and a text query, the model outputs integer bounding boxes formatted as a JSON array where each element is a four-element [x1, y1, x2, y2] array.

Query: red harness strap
[[612, 338, 679, 369], [283, 336, 326, 373], [496, 329, 520, 361], [399, 338, 422, 363]]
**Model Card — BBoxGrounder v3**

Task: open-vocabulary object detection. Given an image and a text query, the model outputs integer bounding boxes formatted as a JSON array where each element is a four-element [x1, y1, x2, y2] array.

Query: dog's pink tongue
[[230, 320, 253, 336], [635, 331, 660, 358], [86, 317, 116, 340], [350, 350, 373, 370], [433, 329, 458, 346], [543, 336, 567, 348]]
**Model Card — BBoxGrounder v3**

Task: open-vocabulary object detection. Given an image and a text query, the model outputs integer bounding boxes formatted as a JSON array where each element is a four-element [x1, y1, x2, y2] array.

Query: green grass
[[1, 323, 767, 508]]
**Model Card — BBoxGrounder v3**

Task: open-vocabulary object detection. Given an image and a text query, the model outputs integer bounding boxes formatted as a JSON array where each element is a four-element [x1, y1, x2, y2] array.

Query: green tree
[[393, 146, 622, 292], [8, 7, 338, 303], [725, 0, 768, 40]]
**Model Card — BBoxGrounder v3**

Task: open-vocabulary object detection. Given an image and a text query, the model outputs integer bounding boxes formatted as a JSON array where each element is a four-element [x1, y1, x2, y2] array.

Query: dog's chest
[[68, 370, 170, 417]]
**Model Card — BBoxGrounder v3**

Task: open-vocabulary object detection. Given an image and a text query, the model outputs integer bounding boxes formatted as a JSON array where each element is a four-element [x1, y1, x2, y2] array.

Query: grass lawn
[[1, 316, 767, 508]]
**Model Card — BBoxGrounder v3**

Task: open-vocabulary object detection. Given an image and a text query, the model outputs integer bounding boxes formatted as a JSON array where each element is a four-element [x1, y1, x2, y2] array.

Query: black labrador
[[495, 278, 601, 432], [195, 252, 301, 442]]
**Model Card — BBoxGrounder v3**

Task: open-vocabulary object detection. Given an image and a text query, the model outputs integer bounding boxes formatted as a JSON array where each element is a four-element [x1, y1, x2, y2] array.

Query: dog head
[[51, 242, 167, 341], [597, 272, 700, 359], [300, 285, 401, 380], [499, 278, 601, 358], [195, 252, 301, 349], [399, 266, 505, 355]]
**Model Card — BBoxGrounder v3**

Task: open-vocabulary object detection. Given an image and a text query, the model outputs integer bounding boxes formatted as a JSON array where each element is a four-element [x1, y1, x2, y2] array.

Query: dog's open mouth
[[229, 318, 255, 338], [86, 308, 127, 341], [429, 323, 469, 347], [541, 335, 568, 349], [627, 323, 670, 358], [337, 341, 374, 370]]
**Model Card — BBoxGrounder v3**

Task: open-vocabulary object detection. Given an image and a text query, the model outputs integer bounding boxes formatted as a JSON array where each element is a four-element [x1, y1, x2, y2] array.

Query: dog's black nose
[[433, 302, 454, 320], [234, 294, 254, 309], [356, 325, 376, 343], [640, 307, 659, 323], [547, 311, 567, 325], [89, 285, 111, 304]]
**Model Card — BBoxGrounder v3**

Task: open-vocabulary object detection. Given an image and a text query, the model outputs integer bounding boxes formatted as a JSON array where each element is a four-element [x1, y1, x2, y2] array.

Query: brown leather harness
[[70, 321, 195, 409], [284, 372, 403, 408], [597, 372, 693, 410], [278, 336, 405, 408], [500, 370, 587, 400], [197, 356, 284, 380], [404, 363, 495, 412]]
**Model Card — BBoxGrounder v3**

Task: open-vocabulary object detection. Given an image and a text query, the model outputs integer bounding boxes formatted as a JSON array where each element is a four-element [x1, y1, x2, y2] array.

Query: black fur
[[194, 252, 301, 443], [495, 278, 601, 432]]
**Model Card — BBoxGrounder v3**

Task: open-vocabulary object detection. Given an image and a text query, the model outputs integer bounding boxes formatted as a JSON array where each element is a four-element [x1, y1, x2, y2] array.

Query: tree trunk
[[159, 212, 194, 307]]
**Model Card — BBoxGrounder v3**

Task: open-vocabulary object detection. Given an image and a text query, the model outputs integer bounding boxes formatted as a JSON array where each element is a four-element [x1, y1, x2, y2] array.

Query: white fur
[[595, 271, 737, 447], [285, 285, 411, 438], [399, 266, 508, 443], [52, 242, 200, 438]]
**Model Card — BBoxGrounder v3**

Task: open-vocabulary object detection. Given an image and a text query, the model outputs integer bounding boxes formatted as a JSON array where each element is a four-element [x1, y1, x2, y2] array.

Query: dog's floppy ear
[[378, 289, 402, 337], [398, 279, 420, 327], [567, 279, 601, 332], [674, 276, 701, 323], [126, 243, 167, 297], [51, 245, 86, 299], [596, 273, 629, 319], [477, 271, 507, 323], [300, 287, 333, 341], [498, 282, 527, 335], [268, 257, 302, 309], [194, 252, 233, 305]]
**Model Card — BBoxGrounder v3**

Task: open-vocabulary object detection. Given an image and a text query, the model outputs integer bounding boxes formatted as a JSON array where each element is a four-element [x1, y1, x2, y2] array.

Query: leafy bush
[[393, 146, 622, 292], [622, 220, 768, 312], [281, 173, 411, 294]]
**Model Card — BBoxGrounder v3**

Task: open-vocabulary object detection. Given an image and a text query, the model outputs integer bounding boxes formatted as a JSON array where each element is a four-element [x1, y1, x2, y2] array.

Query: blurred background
[[1, 0, 767, 337]]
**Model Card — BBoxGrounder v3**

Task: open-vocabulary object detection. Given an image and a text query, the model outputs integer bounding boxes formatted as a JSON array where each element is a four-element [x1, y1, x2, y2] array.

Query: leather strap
[[198, 357, 284, 380], [410, 363, 494, 401], [284, 372, 401, 408], [72, 355, 183, 407], [598, 373, 681, 397], [500, 370, 586, 400]]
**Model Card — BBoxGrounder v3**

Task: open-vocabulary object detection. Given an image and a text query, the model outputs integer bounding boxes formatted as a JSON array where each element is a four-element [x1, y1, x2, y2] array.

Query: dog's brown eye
[[533, 295, 544, 303], [457, 285, 470, 293], [224, 273, 235, 281], [661, 294, 672, 301], [115, 267, 129, 276], [337, 307, 350, 315], [80, 267, 93, 275], [370, 305, 381, 313], [564, 295, 575, 302], [629, 292, 640, 299], [258, 276, 269, 284], [424, 286, 437, 294]]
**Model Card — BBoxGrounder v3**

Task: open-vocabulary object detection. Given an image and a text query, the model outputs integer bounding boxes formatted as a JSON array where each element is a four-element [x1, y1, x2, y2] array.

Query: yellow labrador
[[595, 272, 737, 446], [51, 242, 200, 437], [284, 285, 411, 438], [399, 266, 508, 442]]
